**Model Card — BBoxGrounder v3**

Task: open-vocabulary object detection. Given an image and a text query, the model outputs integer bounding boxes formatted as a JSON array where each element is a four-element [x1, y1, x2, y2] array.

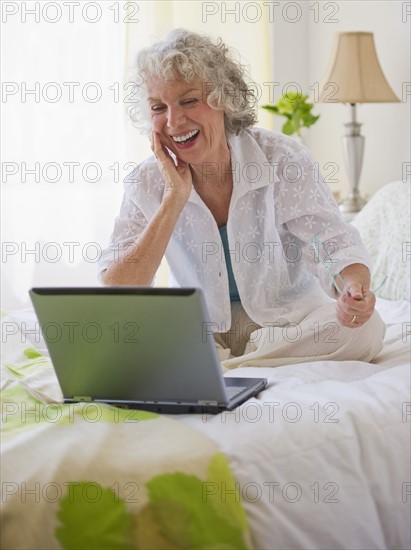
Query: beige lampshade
[[319, 32, 400, 103]]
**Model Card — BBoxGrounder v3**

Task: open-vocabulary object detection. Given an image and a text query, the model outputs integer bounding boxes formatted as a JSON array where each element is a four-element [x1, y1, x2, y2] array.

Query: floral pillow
[[351, 181, 410, 301]]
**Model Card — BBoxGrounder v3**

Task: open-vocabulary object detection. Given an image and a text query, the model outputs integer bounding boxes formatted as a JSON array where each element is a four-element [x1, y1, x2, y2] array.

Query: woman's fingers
[[150, 131, 193, 206], [152, 131, 170, 162], [335, 291, 376, 328]]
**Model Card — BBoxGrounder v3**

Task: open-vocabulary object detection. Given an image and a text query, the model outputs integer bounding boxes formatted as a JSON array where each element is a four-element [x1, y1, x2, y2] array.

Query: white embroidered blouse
[[97, 127, 372, 329]]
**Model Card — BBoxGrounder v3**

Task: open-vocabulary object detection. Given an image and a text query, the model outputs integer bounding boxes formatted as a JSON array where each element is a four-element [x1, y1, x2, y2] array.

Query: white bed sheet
[[4, 298, 411, 549], [176, 298, 411, 549]]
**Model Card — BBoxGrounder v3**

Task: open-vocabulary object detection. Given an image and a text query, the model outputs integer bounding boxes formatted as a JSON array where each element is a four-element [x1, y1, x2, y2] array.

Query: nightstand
[[340, 210, 358, 223], [334, 193, 369, 223], [332, 192, 356, 222]]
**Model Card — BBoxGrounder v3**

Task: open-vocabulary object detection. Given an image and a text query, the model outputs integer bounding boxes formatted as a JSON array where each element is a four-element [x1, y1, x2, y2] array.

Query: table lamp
[[319, 32, 399, 214]]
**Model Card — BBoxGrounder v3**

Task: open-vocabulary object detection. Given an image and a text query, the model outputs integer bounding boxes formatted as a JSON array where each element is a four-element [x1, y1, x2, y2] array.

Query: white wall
[[270, 0, 410, 198]]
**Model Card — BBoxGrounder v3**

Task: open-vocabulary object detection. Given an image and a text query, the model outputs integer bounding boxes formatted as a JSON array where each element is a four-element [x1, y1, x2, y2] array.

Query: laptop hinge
[[72, 396, 93, 402], [197, 400, 218, 406]]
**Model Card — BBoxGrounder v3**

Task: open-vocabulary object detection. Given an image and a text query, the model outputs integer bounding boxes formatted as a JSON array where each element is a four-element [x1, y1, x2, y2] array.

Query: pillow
[[351, 181, 410, 301]]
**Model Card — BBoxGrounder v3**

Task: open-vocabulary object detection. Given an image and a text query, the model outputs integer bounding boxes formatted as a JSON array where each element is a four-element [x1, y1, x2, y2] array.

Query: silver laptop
[[29, 287, 267, 414]]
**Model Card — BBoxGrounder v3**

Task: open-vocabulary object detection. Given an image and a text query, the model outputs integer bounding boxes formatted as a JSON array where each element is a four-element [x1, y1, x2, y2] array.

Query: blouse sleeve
[[97, 168, 149, 284], [274, 139, 372, 298]]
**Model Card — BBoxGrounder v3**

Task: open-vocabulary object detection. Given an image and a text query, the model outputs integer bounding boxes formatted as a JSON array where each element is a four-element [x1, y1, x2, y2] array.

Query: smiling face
[[147, 77, 229, 167]]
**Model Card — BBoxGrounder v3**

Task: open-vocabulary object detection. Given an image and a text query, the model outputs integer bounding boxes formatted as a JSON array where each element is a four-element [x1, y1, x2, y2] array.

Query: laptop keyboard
[[226, 385, 248, 399]]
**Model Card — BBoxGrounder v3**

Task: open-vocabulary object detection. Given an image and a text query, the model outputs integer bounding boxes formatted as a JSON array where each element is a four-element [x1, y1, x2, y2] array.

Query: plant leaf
[[261, 104, 279, 114], [261, 92, 320, 135], [282, 119, 295, 135]]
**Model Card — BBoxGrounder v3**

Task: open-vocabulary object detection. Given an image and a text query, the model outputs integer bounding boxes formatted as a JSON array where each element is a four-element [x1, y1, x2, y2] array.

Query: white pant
[[214, 301, 386, 370]]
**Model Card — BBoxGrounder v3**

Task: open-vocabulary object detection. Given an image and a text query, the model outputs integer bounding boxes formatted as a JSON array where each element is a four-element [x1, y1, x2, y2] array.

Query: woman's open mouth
[[171, 130, 200, 149]]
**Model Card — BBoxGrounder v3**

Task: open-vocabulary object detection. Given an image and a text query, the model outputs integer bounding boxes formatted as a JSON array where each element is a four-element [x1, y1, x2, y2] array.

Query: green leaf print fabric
[[1, 313, 251, 549]]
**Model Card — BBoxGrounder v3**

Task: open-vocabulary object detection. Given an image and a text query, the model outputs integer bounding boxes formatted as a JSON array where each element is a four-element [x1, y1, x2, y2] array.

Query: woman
[[98, 28, 385, 369]]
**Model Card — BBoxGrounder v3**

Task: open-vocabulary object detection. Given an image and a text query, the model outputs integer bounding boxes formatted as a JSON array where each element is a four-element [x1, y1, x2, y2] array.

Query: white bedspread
[[177, 298, 411, 549], [2, 298, 410, 549]]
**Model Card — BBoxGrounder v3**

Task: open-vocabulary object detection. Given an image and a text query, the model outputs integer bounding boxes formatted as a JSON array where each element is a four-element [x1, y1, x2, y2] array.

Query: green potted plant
[[262, 92, 320, 137]]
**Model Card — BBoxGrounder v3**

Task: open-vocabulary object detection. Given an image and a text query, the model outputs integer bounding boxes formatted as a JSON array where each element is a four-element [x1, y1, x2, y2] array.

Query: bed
[[1, 181, 410, 549]]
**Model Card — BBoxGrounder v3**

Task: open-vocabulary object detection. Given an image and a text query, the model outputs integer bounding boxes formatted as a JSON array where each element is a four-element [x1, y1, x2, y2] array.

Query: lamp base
[[340, 105, 367, 216], [339, 193, 367, 214]]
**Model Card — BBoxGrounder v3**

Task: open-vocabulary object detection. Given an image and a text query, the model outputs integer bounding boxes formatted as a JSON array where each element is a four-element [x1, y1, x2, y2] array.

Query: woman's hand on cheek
[[151, 131, 193, 207]]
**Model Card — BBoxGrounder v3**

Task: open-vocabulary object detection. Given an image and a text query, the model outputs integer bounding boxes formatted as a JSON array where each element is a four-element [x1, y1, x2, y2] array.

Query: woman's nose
[[167, 106, 186, 129]]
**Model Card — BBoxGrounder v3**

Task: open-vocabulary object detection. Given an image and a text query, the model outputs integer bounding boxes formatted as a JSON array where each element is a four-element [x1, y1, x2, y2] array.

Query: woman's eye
[[150, 99, 198, 113]]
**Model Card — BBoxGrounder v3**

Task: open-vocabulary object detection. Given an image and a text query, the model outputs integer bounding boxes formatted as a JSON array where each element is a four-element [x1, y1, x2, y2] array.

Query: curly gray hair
[[127, 28, 258, 135]]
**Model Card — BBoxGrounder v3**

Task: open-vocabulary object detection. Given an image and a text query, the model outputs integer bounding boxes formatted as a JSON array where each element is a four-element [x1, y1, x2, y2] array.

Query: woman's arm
[[101, 132, 193, 286], [101, 196, 184, 285], [274, 138, 376, 327]]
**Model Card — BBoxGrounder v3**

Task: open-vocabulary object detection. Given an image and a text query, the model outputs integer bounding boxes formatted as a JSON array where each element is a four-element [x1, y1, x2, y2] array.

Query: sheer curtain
[[2, 1, 131, 309], [1, 0, 272, 310]]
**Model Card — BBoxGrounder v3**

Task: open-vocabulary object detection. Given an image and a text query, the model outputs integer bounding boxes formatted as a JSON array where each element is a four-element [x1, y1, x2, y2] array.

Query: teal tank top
[[219, 225, 241, 302]]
